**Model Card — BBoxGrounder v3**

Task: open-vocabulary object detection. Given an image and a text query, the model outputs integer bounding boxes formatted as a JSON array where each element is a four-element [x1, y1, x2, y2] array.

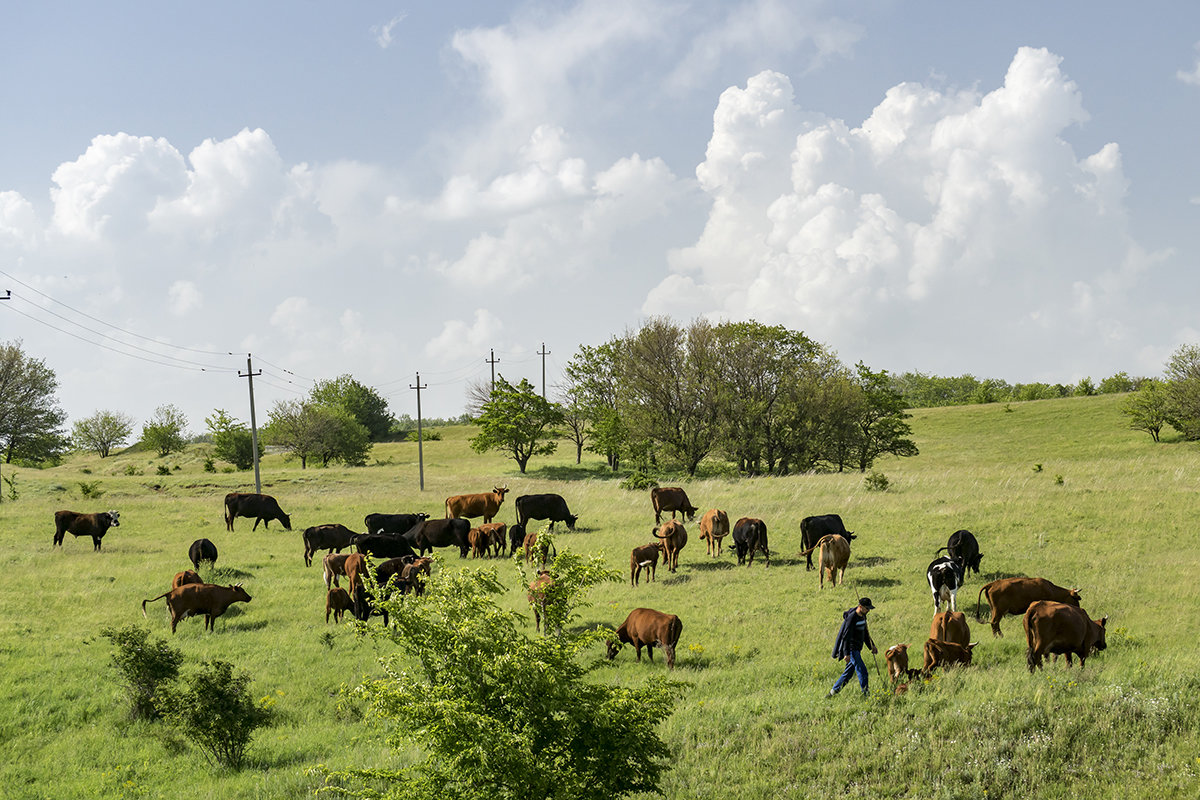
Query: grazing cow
[[374, 556, 416, 594], [507, 523, 526, 557], [515, 494, 578, 531], [142, 583, 252, 633], [53, 510, 120, 551], [352, 532, 418, 560], [409, 518, 472, 558], [223, 492, 291, 532], [630, 543, 661, 586], [445, 486, 509, 523], [930, 611, 972, 647], [302, 524, 358, 567], [326, 587, 353, 623], [188, 538, 218, 570], [172, 570, 203, 589], [344, 553, 368, 604], [801, 534, 850, 589], [1024, 601, 1108, 672], [476, 522, 508, 557], [468, 526, 492, 559], [927, 556, 967, 612], [651, 487, 699, 525], [977, 577, 1082, 637], [351, 584, 389, 625], [698, 509, 730, 557], [936, 529, 983, 576], [653, 520, 688, 573], [400, 557, 433, 597], [731, 517, 770, 567], [522, 528, 557, 566], [606, 608, 684, 670], [363, 512, 429, 536], [885, 644, 917, 684], [922, 638, 977, 675], [527, 570, 557, 634], [800, 515, 856, 571], [323, 553, 352, 590]]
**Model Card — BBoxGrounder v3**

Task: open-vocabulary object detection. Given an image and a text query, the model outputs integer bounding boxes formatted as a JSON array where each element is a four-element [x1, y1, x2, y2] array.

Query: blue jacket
[[832, 607, 874, 659]]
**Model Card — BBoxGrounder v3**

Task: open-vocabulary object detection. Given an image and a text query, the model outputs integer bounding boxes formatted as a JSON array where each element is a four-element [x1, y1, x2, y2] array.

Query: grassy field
[[3, 394, 1200, 799]]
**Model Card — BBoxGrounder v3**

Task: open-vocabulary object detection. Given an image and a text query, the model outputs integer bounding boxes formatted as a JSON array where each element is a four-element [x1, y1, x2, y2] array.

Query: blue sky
[[3, 1, 1200, 431]]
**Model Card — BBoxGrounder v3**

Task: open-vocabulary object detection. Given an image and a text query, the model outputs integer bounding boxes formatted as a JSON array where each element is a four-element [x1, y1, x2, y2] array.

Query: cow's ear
[[1100, 617, 1108, 627]]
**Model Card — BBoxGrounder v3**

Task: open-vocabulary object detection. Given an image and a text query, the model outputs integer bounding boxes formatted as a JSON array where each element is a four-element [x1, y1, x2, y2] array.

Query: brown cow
[[606, 608, 683, 669], [1024, 600, 1108, 672], [630, 543, 660, 586], [977, 577, 1081, 637], [326, 587, 353, 623], [323, 553, 352, 590], [445, 485, 508, 523], [930, 611, 972, 648], [344, 553, 368, 601], [224, 492, 291, 532], [53, 510, 120, 551], [142, 583, 252, 633], [653, 520, 687, 573], [302, 523, 358, 567], [401, 557, 434, 597], [651, 487, 699, 524], [698, 509, 730, 557], [922, 639, 977, 675], [475, 522, 508, 557], [801, 534, 850, 589], [885, 643, 918, 684], [468, 526, 491, 559], [172, 570, 203, 589], [528, 570, 556, 635], [522, 529, 556, 566]]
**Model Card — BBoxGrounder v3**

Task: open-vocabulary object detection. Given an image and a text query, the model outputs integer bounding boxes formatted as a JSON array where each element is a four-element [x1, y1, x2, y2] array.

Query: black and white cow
[[936, 529, 982, 576], [927, 556, 966, 612]]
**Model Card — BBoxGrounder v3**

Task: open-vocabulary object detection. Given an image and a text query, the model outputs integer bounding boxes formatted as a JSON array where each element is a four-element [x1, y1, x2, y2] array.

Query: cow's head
[[1067, 589, 1082, 605], [684, 505, 698, 521], [565, 514, 578, 530], [493, 485, 509, 499], [106, 510, 121, 527], [279, 513, 293, 531], [231, 583, 252, 603], [844, 531, 856, 541], [1093, 617, 1108, 652], [605, 639, 622, 660]]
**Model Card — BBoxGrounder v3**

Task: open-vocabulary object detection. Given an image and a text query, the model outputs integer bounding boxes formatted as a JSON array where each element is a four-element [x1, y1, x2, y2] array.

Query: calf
[[698, 509, 730, 557], [188, 538, 217, 570], [344, 553, 368, 612], [630, 543, 660, 586], [800, 515, 855, 571], [937, 529, 982, 576], [653, 520, 687, 573], [323, 553, 352, 590], [977, 577, 1082, 637], [468, 526, 491, 559], [1024, 600, 1108, 672], [884, 643, 921, 684], [172, 570, 203, 589], [302, 524, 358, 567], [930, 611, 971, 647], [522, 529, 557, 566], [375, 556, 417, 594], [801, 534, 850, 589], [922, 638, 977, 675], [476, 522, 508, 557], [731, 517, 770, 567], [326, 587, 353, 623], [927, 556, 966, 612], [606, 608, 684, 669], [223, 492, 291, 532], [142, 583, 252, 633], [651, 487, 699, 524], [53, 510, 120, 551], [528, 570, 557, 635], [400, 557, 433, 597]]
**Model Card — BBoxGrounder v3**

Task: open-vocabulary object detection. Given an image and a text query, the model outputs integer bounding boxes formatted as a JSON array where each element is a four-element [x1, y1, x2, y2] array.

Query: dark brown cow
[[698, 509, 730, 557], [302, 523, 358, 567], [53, 510, 120, 551], [731, 517, 770, 567], [522, 528, 557, 566], [1024, 601, 1108, 672], [224, 492, 291, 532], [326, 587, 353, 623], [188, 538, 217, 570], [651, 487, 699, 524], [930, 611, 971, 647], [653, 520, 687, 573], [400, 557, 433, 597], [527, 570, 556, 635], [409, 518, 472, 557], [172, 570, 203, 589], [467, 526, 493, 558], [922, 638, 977, 675], [630, 543, 660, 586], [445, 485, 508, 523], [374, 556, 416, 594], [977, 577, 1081, 637], [476, 522, 508, 556], [142, 583, 251, 633], [606, 608, 684, 669]]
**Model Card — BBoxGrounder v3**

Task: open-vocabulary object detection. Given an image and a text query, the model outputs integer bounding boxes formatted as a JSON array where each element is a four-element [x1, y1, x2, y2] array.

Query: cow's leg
[[646, 642, 654, 662], [94, 536, 102, 552], [949, 588, 958, 612], [634, 643, 643, 662], [990, 609, 1003, 638]]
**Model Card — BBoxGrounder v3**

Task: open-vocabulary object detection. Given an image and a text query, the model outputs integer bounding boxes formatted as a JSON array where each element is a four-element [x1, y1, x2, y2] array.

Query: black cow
[[53, 510, 120, 551], [302, 524, 358, 567], [937, 529, 982, 576], [409, 518, 472, 557], [188, 538, 218, 570], [927, 556, 966, 612], [374, 556, 416, 594], [507, 523, 527, 556], [224, 492, 291, 531], [363, 512, 429, 535], [731, 517, 770, 567], [516, 494, 578, 531], [352, 532, 419, 560], [351, 584, 389, 625], [800, 514, 856, 571]]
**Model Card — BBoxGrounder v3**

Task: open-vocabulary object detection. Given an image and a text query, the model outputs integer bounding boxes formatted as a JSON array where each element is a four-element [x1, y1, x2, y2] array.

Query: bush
[[203, 457, 216, 473], [124, 464, 142, 476], [157, 659, 273, 770], [864, 471, 890, 492], [101, 625, 183, 721], [619, 471, 660, 491], [78, 480, 104, 499], [156, 465, 171, 476]]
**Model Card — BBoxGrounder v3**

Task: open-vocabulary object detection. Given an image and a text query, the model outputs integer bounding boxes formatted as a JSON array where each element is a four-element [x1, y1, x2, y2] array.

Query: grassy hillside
[[2, 394, 1199, 799]]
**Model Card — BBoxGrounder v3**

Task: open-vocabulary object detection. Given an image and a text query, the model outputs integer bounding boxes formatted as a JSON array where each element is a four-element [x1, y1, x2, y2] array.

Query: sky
[[3, 1, 1200, 433]]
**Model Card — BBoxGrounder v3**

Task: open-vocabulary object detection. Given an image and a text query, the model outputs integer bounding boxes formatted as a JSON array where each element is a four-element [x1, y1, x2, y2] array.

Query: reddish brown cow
[[224, 493, 291, 532], [142, 583, 251, 633], [468, 526, 491, 559], [653, 520, 687, 573], [401, 557, 433, 597], [323, 553, 352, 590], [651, 487, 699, 524], [326, 587, 353, 623], [522, 529, 556, 566], [606, 608, 684, 669], [53, 510, 120, 551], [977, 577, 1081, 637], [630, 543, 660, 586], [885, 643, 917, 684], [930, 611, 972, 647], [922, 639, 977, 675], [445, 485, 509, 523], [172, 570, 203, 589], [698, 509, 730, 557], [1024, 600, 1108, 672], [801, 534, 850, 589], [528, 570, 557, 634], [344, 553, 368, 601]]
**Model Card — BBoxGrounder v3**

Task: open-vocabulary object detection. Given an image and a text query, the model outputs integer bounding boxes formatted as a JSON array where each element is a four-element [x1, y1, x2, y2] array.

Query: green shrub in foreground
[[101, 624, 183, 721], [158, 659, 273, 770]]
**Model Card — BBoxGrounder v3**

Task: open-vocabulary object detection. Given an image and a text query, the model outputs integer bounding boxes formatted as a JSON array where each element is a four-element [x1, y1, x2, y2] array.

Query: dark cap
[[858, 597, 875, 610]]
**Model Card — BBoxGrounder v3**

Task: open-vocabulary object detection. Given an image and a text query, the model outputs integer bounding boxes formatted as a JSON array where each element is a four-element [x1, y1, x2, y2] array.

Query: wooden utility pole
[[411, 372, 427, 491], [486, 348, 500, 392], [537, 342, 550, 400], [239, 354, 263, 494]]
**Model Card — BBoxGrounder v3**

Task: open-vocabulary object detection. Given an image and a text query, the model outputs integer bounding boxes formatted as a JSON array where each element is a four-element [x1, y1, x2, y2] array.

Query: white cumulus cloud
[[424, 309, 505, 362], [167, 280, 202, 315]]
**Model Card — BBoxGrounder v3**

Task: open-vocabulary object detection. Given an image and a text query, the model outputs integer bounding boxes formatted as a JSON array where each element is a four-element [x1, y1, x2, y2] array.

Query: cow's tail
[[935, 545, 949, 555], [142, 592, 171, 617], [976, 583, 990, 623]]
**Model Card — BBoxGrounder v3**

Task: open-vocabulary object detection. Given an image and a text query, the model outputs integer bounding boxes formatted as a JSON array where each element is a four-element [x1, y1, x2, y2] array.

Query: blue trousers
[[832, 650, 869, 694]]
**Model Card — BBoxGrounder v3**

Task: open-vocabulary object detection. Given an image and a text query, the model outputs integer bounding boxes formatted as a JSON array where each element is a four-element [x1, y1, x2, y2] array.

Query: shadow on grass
[[687, 560, 736, 572], [523, 464, 625, 481], [660, 573, 692, 586], [228, 618, 270, 633], [856, 576, 902, 589], [205, 566, 255, 581], [856, 556, 895, 568], [980, 571, 1024, 582]]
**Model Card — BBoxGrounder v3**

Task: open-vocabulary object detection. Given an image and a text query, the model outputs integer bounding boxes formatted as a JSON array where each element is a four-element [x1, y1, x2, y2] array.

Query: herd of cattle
[[53, 482, 1109, 687]]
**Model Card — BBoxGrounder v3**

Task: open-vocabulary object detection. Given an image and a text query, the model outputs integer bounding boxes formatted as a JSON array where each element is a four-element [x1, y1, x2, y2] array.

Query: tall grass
[[2, 395, 1200, 798]]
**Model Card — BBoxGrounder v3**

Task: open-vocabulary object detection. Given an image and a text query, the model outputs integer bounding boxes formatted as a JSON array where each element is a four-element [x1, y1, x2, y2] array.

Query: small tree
[[72, 409, 135, 458], [470, 377, 565, 473], [1122, 379, 1171, 442], [0, 340, 69, 467], [101, 625, 184, 721], [265, 400, 371, 468], [141, 404, 189, 457], [158, 659, 273, 770], [1165, 344, 1200, 440], [205, 409, 259, 470]]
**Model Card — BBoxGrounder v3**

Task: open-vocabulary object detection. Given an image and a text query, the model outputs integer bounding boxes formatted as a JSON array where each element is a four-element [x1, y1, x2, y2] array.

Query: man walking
[[828, 597, 878, 697]]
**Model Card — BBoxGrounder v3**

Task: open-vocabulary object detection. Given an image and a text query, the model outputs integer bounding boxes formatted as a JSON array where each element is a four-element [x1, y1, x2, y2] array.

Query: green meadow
[[3, 393, 1199, 799]]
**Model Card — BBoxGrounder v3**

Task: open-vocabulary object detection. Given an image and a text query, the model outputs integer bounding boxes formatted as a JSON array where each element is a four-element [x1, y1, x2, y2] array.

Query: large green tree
[[205, 409, 259, 470], [141, 404, 188, 457], [72, 409, 135, 458], [848, 362, 919, 472], [1164, 343, 1200, 440], [470, 376, 565, 473], [0, 341, 69, 495], [309, 374, 393, 441], [1121, 378, 1171, 442], [563, 341, 629, 472], [265, 399, 371, 468]]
